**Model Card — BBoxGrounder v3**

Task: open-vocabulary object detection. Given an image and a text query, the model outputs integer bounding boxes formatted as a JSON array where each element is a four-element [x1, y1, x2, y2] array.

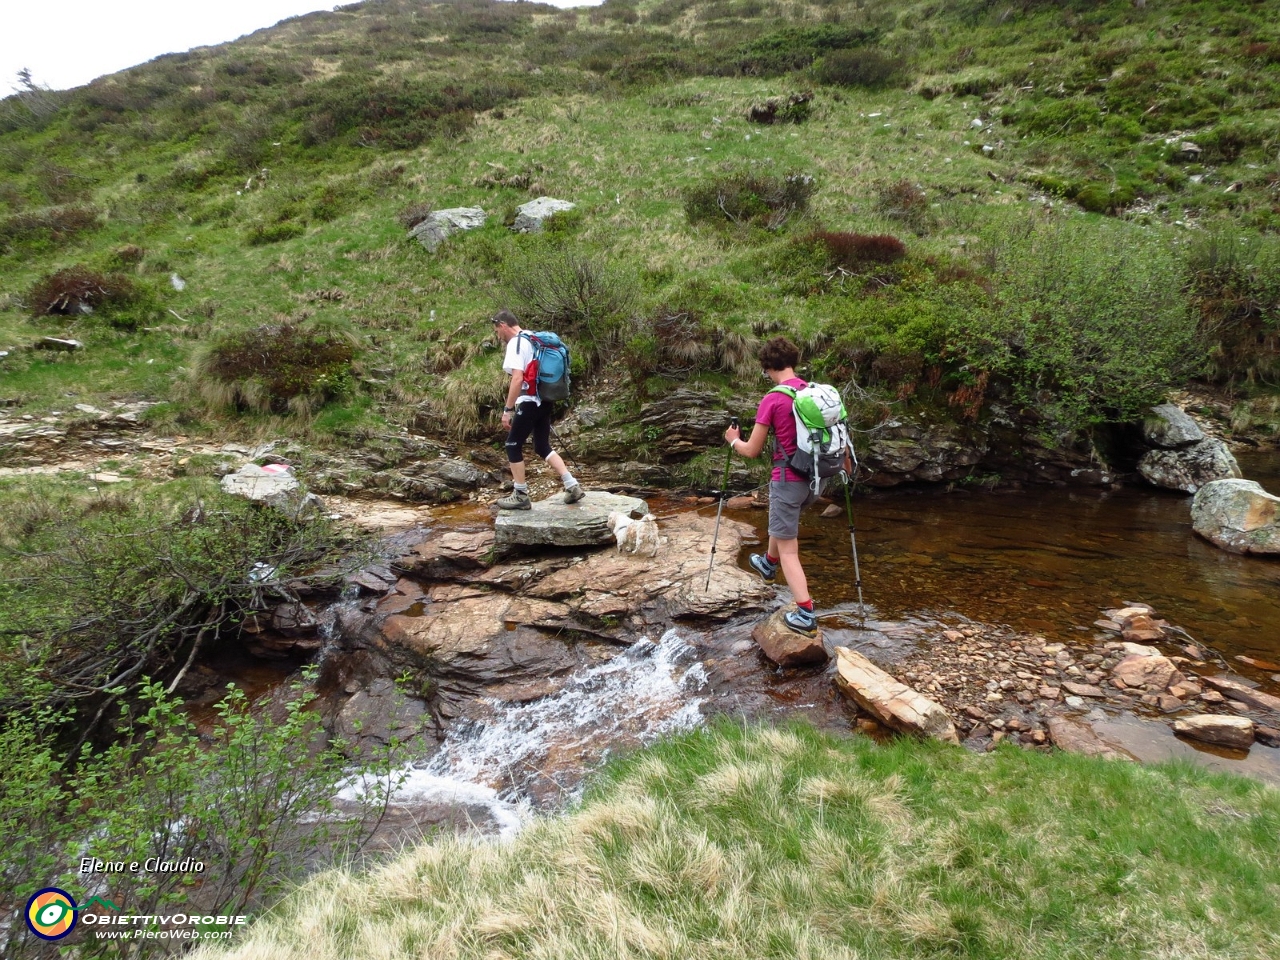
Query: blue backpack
[[519, 331, 571, 402]]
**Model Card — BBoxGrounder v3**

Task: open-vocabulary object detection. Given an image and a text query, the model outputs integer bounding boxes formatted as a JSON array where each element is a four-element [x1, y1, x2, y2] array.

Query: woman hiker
[[723, 335, 820, 636], [491, 309, 585, 510]]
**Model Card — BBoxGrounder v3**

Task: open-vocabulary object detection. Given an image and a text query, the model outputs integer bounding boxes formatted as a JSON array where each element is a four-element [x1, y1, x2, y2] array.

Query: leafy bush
[[1188, 231, 1280, 388], [815, 48, 905, 88], [197, 322, 356, 414], [0, 205, 98, 255], [26, 266, 150, 327], [966, 217, 1197, 429], [684, 171, 816, 230], [504, 247, 638, 367]]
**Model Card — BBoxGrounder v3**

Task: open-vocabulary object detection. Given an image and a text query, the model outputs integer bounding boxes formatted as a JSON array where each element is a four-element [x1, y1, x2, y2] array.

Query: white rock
[[512, 197, 576, 233], [409, 207, 488, 252], [1191, 479, 1280, 555]]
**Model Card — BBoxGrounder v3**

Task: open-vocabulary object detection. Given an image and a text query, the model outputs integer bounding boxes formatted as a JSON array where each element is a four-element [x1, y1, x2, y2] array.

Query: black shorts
[[505, 401, 554, 463]]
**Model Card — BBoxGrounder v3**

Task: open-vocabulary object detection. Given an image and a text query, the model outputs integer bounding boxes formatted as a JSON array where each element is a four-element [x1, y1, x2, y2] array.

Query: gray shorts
[[768, 479, 817, 540]]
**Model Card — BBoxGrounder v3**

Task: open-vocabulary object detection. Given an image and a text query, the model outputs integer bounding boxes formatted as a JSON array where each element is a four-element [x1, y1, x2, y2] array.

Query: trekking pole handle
[[727, 416, 739, 443]]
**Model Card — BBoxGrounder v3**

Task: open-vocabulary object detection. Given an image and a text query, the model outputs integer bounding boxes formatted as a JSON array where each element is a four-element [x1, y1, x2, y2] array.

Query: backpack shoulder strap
[[769, 385, 797, 399]]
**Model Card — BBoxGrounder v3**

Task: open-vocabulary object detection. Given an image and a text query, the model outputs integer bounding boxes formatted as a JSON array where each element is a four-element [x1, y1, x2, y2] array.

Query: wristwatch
[[504, 406, 515, 412]]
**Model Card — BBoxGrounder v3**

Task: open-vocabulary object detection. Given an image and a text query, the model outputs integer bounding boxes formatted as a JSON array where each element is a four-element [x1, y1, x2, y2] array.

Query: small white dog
[[607, 511, 661, 558]]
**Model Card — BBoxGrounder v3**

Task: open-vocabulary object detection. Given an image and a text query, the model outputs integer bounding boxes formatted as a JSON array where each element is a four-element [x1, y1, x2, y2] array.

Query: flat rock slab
[[494, 490, 648, 551], [1112, 654, 1182, 692], [833, 646, 958, 744], [1191, 479, 1280, 555], [1201, 675, 1280, 716], [1047, 717, 1132, 761], [751, 608, 827, 667], [1173, 714, 1255, 750]]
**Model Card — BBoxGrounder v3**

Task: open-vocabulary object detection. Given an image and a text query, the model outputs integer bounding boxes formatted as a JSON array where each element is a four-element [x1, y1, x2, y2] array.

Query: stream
[[233, 448, 1280, 840]]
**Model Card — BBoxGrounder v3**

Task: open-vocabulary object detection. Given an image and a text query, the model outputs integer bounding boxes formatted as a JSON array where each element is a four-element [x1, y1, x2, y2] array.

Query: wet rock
[[1191, 479, 1280, 556], [398, 529, 496, 580], [1200, 675, 1280, 715], [1173, 714, 1254, 750], [1062, 681, 1104, 698], [494, 490, 648, 551], [1138, 439, 1240, 493], [751, 608, 828, 667], [833, 647, 959, 744], [1121, 616, 1165, 644], [1046, 717, 1131, 760], [821, 503, 843, 518], [271, 601, 318, 637], [220, 463, 324, 519], [512, 196, 575, 233], [1142, 403, 1205, 449], [1112, 654, 1181, 691], [726, 496, 756, 510], [1256, 726, 1280, 748], [1236, 655, 1280, 671], [336, 678, 436, 758], [409, 207, 487, 252]]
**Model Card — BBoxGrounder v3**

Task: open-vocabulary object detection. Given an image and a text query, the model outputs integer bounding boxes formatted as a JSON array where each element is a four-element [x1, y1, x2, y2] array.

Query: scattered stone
[[1236, 655, 1280, 672], [752, 608, 828, 667], [1157, 694, 1185, 713], [833, 647, 959, 744], [1062, 681, 1104, 698], [962, 705, 988, 721], [1039, 685, 1060, 700], [1173, 714, 1254, 750], [1120, 641, 1162, 658], [1047, 717, 1130, 760], [36, 337, 83, 351], [512, 196, 575, 233], [1201, 675, 1280, 715], [1112, 654, 1181, 691], [820, 503, 843, 518], [1169, 681, 1202, 700], [1064, 695, 1085, 708], [1200, 689, 1226, 705], [1175, 141, 1202, 161], [1256, 726, 1280, 748], [1093, 619, 1122, 632], [730, 639, 755, 656], [726, 495, 756, 510], [1191, 479, 1280, 555], [408, 207, 488, 252], [1121, 615, 1165, 643]]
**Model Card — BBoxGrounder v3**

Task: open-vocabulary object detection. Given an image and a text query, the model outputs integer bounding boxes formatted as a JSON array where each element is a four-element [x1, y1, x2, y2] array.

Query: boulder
[[408, 207, 487, 252], [1191, 479, 1280, 556], [1112, 654, 1182, 691], [833, 647, 959, 743], [751, 608, 828, 667], [1142, 403, 1205, 449], [494, 490, 648, 551], [1200, 675, 1280, 716], [512, 196, 575, 233], [1046, 717, 1132, 761], [220, 463, 324, 519], [1121, 615, 1165, 643], [1173, 714, 1254, 750], [1138, 439, 1240, 493]]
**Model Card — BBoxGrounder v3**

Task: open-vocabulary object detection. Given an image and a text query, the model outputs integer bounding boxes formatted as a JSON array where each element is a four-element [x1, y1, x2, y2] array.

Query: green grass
[[196, 721, 1280, 960], [2, 0, 1279, 445]]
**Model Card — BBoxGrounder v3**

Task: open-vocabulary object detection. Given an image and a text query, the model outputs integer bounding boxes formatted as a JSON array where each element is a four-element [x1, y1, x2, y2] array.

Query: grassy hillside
[[195, 721, 1280, 960], [1, 0, 1279, 453]]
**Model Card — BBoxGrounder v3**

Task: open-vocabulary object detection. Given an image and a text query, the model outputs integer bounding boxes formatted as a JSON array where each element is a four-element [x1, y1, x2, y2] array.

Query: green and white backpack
[[770, 382, 852, 494]]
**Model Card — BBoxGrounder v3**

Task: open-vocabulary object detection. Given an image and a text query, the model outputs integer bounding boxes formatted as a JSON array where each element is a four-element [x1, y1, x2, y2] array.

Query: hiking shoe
[[749, 553, 778, 584], [563, 483, 585, 504], [496, 489, 532, 510], [783, 606, 818, 636]]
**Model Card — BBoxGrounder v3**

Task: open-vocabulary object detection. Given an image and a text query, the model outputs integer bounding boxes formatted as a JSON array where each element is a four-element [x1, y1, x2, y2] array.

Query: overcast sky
[[3, 0, 595, 93]]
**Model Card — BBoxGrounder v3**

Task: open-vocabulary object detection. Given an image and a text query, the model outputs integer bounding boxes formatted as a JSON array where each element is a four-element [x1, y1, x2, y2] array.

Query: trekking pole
[[704, 416, 738, 593], [549, 422, 577, 471], [842, 448, 868, 625]]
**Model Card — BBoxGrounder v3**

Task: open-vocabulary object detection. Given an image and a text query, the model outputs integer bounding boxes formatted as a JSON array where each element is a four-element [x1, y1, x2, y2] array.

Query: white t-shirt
[[502, 332, 540, 406]]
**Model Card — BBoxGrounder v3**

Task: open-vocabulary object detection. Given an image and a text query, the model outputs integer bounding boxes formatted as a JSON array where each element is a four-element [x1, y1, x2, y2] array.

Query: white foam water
[[338, 628, 708, 840]]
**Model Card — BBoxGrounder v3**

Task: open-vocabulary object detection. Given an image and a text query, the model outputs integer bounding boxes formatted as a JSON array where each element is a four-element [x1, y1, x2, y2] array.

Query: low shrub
[[815, 48, 905, 88], [1188, 230, 1280, 388], [246, 221, 306, 246], [26, 266, 147, 327], [875, 179, 933, 234], [808, 230, 907, 270], [397, 201, 434, 230], [727, 24, 874, 76], [684, 171, 816, 230], [197, 322, 356, 414], [503, 246, 638, 366], [0, 205, 98, 254], [747, 93, 813, 125]]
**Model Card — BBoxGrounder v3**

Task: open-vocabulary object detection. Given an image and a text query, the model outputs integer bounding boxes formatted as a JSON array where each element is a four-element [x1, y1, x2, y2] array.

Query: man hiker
[[723, 336, 820, 635], [491, 309, 584, 510]]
